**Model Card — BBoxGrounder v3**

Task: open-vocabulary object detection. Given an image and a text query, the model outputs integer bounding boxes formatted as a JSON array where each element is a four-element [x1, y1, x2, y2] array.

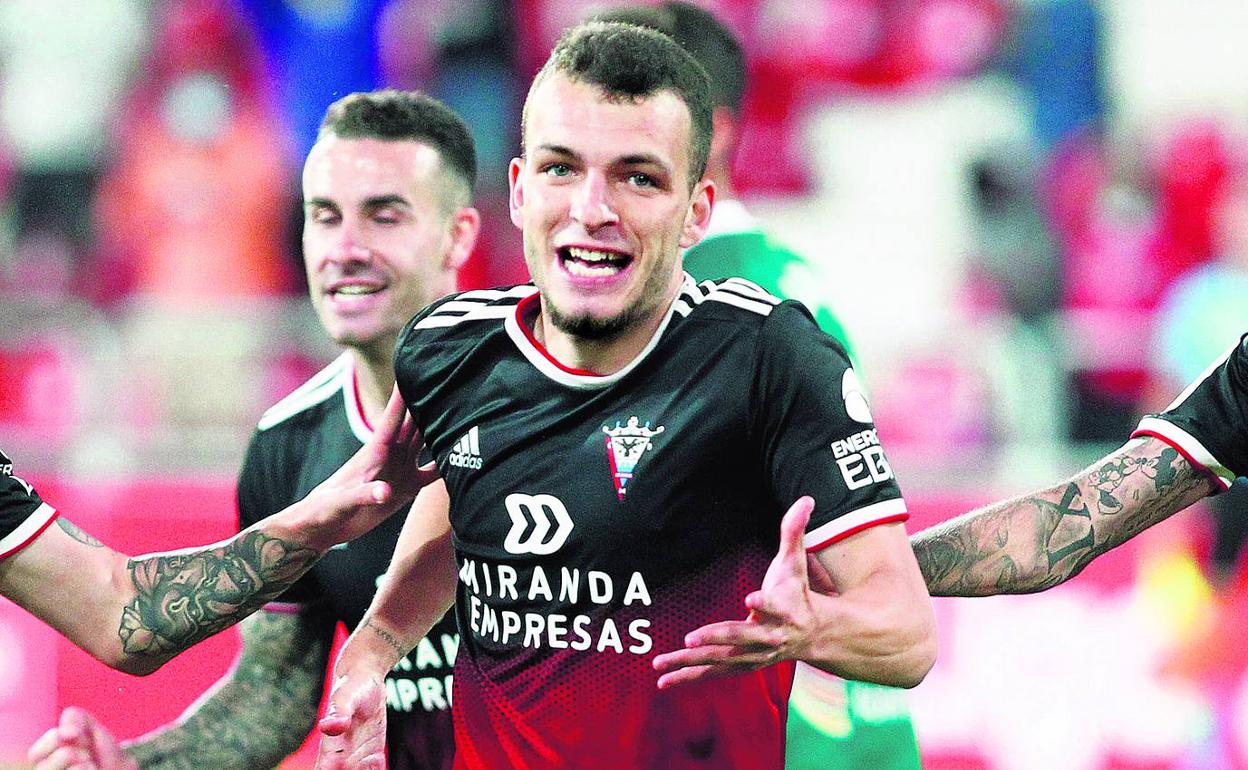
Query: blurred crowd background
[[2, 0, 1248, 768]]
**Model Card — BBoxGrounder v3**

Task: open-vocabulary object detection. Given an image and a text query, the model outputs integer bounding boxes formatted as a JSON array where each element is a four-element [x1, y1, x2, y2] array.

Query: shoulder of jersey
[[256, 353, 350, 432], [405, 278, 782, 335], [408, 285, 537, 335], [676, 277, 783, 322]]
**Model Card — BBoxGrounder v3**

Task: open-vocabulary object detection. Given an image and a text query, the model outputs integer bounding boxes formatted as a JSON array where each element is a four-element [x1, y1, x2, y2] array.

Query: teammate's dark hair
[[591, 2, 746, 115], [525, 21, 713, 188], [319, 89, 477, 199]]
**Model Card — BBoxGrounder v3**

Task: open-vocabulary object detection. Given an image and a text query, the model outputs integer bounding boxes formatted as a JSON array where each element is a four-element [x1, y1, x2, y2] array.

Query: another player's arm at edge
[[119, 608, 336, 770], [911, 436, 1216, 597], [0, 389, 424, 675], [0, 491, 355, 676]]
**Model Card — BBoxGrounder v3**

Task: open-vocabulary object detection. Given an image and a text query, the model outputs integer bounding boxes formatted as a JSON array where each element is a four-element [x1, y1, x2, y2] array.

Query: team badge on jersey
[[602, 417, 665, 500]]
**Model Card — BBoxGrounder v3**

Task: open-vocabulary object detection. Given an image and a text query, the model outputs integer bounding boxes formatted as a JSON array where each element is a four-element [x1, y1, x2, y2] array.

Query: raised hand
[[305, 385, 440, 547], [652, 496, 822, 688], [315, 670, 389, 770], [28, 707, 137, 770]]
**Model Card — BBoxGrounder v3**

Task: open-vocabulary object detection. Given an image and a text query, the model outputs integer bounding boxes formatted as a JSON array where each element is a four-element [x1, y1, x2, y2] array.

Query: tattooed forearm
[[126, 611, 333, 769], [913, 438, 1217, 596], [56, 517, 104, 547], [118, 530, 319, 659]]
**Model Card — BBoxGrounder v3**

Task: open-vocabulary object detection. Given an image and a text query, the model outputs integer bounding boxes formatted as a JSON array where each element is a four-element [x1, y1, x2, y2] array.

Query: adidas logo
[[448, 426, 483, 470]]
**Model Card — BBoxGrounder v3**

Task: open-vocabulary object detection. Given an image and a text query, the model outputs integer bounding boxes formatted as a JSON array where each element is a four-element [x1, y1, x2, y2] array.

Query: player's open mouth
[[558, 246, 631, 279], [328, 281, 384, 297]]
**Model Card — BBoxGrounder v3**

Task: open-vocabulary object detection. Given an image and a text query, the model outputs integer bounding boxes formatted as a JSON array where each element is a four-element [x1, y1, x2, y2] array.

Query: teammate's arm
[[0, 510, 324, 676], [28, 609, 336, 770], [652, 497, 936, 690], [0, 386, 435, 675], [316, 479, 457, 770], [911, 437, 1216, 596]]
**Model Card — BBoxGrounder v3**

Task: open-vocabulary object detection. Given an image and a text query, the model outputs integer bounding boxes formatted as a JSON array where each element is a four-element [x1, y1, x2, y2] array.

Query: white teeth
[[561, 247, 628, 277], [567, 247, 617, 263], [333, 285, 381, 296]]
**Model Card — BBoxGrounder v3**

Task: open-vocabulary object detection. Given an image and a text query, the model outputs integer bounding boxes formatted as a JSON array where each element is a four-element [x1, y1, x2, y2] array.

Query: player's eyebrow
[[534, 143, 579, 160], [304, 195, 412, 211], [616, 153, 667, 168], [536, 145, 672, 175], [360, 194, 412, 209]]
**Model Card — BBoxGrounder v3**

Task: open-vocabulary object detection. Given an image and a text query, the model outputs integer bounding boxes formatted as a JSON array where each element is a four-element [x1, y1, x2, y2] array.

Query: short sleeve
[[1133, 333, 1248, 488], [751, 302, 907, 552], [0, 449, 59, 558]]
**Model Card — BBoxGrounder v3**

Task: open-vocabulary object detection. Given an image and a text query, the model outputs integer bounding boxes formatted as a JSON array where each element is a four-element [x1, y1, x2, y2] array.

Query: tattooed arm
[[125, 609, 335, 770], [28, 609, 335, 770], [912, 437, 1218, 596], [0, 498, 334, 675], [0, 387, 436, 674]]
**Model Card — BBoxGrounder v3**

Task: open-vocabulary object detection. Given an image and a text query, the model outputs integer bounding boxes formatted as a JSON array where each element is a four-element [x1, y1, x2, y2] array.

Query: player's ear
[[679, 178, 715, 249], [443, 206, 480, 271], [508, 157, 525, 229]]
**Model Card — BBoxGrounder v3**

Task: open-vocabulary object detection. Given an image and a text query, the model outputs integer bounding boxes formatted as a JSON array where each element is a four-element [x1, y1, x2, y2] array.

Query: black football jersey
[[395, 276, 908, 770], [1133, 333, 1248, 488], [0, 449, 58, 558], [238, 353, 457, 770]]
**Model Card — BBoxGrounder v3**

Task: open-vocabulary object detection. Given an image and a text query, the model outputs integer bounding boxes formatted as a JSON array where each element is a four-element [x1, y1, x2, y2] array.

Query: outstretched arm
[[912, 437, 1217, 597], [28, 608, 335, 770], [652, 497, 937, 690], [317, 479, 458, 770], [0, 386, 436, 674]]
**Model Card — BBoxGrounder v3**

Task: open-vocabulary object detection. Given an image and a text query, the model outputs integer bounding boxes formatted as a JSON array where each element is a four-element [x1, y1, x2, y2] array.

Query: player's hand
[[307, 385, 439, 546], [652, 496, 823, 688], [28, 707, 137, 770], [315, 670, 389, 770]]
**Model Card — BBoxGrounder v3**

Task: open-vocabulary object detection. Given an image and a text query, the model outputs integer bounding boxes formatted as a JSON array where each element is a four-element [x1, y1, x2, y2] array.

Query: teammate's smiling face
[[509, 73, 714, 347], [302, 135, 474, 358]]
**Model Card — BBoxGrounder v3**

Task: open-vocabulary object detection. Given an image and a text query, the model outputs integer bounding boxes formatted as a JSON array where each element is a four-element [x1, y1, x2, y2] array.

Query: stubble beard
[[546, 302, 644, 341]]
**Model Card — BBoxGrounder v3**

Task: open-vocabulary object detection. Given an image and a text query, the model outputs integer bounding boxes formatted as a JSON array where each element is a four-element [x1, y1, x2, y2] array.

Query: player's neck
[[534, 292, 677, 376], [348, 346, 396, 427]]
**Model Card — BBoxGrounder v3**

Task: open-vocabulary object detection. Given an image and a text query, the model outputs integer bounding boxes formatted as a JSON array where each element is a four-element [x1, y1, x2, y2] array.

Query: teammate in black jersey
[[29, 91, 476, 770], [913, 334, 1248, 595], [317, 22, 936, 770], [0, 409, 424, 679]]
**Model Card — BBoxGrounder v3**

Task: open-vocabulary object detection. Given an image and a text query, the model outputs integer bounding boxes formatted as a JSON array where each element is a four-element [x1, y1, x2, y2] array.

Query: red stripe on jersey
[[1129, 429, 1225, 492], [805, 513, 909, 554], [514, 293, 602, 377], [0, 507, 61, 559], [351, 368, 374, 432]]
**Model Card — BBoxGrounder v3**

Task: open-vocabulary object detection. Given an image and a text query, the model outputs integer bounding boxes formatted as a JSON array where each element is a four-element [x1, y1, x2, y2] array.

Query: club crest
[[602, 416, 665, 501]]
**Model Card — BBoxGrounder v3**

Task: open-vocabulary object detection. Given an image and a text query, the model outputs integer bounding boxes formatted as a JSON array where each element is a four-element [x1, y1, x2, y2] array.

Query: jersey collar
[[341, 354, 374, 443], [504, 277, 692, 389]]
